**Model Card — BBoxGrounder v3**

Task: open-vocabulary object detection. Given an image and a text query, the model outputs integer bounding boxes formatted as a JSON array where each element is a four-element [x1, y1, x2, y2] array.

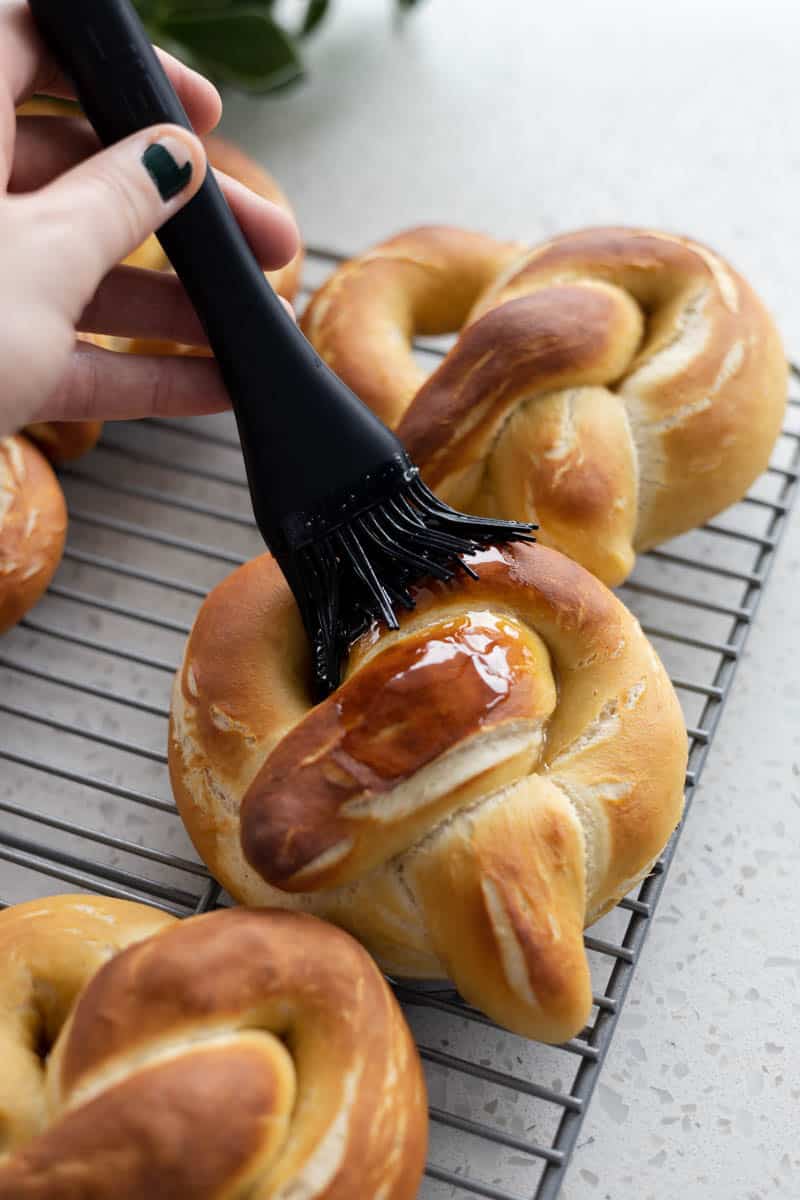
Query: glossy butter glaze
[[240, 609, 555, 889]]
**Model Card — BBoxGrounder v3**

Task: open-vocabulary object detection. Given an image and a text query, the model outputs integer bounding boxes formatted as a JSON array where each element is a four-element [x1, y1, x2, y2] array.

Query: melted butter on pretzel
[[341, 610, 542, 755], [240, 610, 556, 892], [350, 545, 514, 666], [395, 613, 518, 700]]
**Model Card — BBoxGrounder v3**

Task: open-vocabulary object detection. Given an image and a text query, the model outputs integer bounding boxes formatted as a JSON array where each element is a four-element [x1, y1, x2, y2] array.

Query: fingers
[[10, 119, 299, 271], [79, 265, 296, 344], [216, 169, 299, 271], [9, 115, 98, 193], [24, 125, 208, 323], [0, 3, 221, 184], [80, 266, 207, 346], [35, 339, 232, 423], [149, 49, 222, 136], [3, 3, 222, 125], [1, 2, 64, 106]]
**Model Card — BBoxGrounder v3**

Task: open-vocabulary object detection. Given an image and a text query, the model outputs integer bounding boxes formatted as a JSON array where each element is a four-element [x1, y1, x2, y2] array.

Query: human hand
[[0, 1, 299, 439]]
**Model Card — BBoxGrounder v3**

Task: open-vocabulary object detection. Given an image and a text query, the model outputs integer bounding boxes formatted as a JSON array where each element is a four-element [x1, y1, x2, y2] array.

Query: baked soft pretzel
[[302, 226, 787, 584], [0, 435, 66, 635], [302, 226, 523, 427], [23, 419, 103, 464], [169, 543, 687, 1042], [0, 895, 427, 1200]]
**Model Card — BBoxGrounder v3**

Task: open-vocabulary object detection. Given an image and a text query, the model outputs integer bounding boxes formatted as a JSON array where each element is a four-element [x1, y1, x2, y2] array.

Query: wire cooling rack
[[1, 247, 798, 1200]]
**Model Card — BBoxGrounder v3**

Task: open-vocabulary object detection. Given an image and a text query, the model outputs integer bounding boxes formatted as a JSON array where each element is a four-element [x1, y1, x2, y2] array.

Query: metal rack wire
[[1, 246, 798, 1200]]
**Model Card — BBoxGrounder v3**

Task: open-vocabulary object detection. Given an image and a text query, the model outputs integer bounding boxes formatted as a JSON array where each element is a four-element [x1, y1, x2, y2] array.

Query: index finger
[[3, 1, 222, 130]]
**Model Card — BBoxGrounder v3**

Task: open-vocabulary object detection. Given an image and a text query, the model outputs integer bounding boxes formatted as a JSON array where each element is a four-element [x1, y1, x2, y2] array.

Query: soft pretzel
[[302, 226, 523, 427], [0, 895, 427, 1200], [23, 419, 103, 464], [302, 226, 787, 584], [0, 435, 66, 635], [169, 542, 687, 1042]]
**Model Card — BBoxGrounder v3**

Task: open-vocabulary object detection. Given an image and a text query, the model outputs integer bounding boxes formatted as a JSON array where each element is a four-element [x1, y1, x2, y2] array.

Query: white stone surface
[[562, 529, 800, 1199], [219, 3, 800, 1196]]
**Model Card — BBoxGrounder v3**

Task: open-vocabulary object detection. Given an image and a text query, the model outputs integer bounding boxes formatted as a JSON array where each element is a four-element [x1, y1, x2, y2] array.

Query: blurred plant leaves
[[134, 0, 423, 93], [156, 7, 303, 91], [299, 0, 329, 38]]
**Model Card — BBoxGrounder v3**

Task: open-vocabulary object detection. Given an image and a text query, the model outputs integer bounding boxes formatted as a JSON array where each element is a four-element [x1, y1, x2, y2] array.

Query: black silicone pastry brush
[[29, 0, 534, 697]]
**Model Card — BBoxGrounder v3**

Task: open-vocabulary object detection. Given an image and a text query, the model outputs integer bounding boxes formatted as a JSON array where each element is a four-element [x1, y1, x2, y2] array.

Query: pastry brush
[[29, 0, 534, 697]]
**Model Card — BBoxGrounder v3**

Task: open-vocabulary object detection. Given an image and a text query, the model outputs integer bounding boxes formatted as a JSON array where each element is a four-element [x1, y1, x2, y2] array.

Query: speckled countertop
[[220, 3, 799, 1195]]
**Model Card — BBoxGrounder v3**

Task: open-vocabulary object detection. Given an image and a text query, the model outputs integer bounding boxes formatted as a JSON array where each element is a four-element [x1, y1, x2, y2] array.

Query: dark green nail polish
[[142, 142, 192, 202]]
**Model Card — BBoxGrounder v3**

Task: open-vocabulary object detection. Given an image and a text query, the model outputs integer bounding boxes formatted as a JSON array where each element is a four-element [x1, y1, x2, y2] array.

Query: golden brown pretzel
[[0, 435, 66, 635], [169, 543, 687, 1041], [0, 895, 427, 1200], [302, 226, 523, 427], [303, 226, 787, 585], [23, 419, 103, 464]]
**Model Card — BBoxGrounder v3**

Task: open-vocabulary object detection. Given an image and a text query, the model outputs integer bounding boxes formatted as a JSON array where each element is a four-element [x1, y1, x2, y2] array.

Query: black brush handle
[[28, 0, 405, 554]]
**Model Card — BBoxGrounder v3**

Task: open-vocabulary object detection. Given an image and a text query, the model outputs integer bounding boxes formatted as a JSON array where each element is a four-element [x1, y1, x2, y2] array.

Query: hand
[[0, 1, 299, 438]]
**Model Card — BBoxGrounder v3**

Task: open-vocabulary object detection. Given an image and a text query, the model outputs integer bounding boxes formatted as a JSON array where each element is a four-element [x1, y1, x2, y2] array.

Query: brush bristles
[[283, 477, 535, 698]]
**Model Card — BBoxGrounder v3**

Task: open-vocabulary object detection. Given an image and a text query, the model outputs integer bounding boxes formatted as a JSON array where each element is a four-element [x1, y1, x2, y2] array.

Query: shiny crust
[[0, 435, 66, 634], [240, 611, 556, 890], [169, 543, 687, 1041], [0, 896, 427, 1200], [302, 225, 787, 585]]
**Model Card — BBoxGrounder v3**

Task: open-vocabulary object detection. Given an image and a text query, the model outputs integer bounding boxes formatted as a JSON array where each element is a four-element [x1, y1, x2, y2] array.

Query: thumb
[[28, 124, 207, 320]]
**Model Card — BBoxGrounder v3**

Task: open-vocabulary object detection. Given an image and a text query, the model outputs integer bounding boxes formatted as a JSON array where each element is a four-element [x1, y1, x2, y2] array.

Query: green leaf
[[158, 8, 303, 91], [149, 0, 277, 11], [299, 0, 329, 37], [132, 0, 158, 21]]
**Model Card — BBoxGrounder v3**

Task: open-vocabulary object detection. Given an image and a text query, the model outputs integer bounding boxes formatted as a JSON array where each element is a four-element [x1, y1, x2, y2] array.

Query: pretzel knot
[[0, 435, 66, 635], [0, 897, 427, 1200], [302, 226, 787, 584], [23, 420, 103, 465], [169, 543, 687, 1042]]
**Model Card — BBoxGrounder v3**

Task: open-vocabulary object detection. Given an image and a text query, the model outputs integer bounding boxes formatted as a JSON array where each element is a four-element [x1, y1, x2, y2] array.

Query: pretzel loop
[[170, 542, 688, 1042], [0, 898, 426, 1200], [303, 226, 787, 585]]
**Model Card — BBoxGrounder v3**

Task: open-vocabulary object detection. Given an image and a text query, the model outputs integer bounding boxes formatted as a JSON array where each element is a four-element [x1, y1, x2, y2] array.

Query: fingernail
[[142, 138, 193, 202]]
